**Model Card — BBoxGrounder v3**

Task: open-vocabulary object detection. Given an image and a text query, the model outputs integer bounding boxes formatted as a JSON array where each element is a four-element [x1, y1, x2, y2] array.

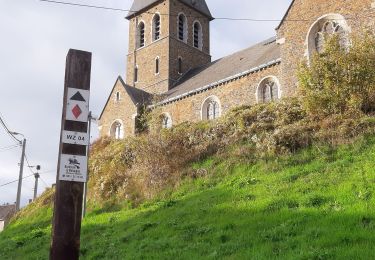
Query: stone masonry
[[159, 64, 280, 125], [126, 0, 211, 94], [99, 0, 374, 139], [277, 0, 375, 97], [99, 78, 138, 137]]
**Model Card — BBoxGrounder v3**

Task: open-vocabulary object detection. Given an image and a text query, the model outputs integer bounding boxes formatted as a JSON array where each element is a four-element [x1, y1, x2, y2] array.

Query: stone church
[[98, 0, 374, 139]]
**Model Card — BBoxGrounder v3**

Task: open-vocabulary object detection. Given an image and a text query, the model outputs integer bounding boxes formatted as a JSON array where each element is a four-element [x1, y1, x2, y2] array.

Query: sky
[[0, 0, 292, 207]]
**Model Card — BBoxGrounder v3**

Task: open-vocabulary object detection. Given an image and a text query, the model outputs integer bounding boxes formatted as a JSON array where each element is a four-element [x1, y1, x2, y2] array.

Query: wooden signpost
[[50, 49, 92, 260]]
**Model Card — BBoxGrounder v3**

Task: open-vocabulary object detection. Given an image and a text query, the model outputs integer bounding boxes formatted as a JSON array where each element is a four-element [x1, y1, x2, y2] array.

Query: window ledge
[[136, 45, 146, 51]]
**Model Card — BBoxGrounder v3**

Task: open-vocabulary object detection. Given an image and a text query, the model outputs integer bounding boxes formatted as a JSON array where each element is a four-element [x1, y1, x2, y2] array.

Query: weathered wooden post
[[50, 49, 92, 260]]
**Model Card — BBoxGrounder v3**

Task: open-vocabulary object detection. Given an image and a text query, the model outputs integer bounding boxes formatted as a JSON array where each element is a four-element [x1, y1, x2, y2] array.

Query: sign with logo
[[59, 154, 87, 182], [62, 130, 89, 146], [66, 88, 90, 122]]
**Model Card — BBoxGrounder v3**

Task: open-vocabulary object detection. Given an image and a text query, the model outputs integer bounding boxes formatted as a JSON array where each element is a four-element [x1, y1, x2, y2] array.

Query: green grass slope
[[1, 136, 374, 259]]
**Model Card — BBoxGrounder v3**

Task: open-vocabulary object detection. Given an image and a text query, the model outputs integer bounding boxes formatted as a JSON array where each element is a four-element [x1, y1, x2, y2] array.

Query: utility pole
[[82, 112, 93, 218], [33, 165, 41, 201], [50, 49, 91, 260], [15, 138, 26, 211]]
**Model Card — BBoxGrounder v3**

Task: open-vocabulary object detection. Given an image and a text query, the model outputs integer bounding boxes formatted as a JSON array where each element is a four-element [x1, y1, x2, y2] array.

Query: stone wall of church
[[126, 0, 212, 94], [126, 0, 170, 94], [168, 0, 211, 84], [168, 38, 211, 85], [98, 80, 138, 138], [170, 0, 211, 54], [158, 64, 281, 125], [277, 0, 375, 97]]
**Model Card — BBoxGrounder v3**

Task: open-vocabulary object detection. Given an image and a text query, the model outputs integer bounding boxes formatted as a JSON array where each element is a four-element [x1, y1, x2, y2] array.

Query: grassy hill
[[0, 135, 374, 259], [2, 34, 375, 259]]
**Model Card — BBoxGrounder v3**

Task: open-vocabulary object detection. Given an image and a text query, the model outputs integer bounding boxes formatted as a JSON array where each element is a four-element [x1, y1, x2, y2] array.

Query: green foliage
[[88, 97, 375, 206], [86, 31, 375, 206], [2, 30, 375, 259], [298, 31, 375, 118], [1, 136, 375, 259]]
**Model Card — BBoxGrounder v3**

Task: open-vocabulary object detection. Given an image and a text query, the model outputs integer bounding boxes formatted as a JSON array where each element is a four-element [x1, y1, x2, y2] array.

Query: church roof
[[158, 37, 280, 105], [0, 204, 15, 221], [98, 77, 152, 120], [126, 0, 213, 20], [118, 77, 153, 105]]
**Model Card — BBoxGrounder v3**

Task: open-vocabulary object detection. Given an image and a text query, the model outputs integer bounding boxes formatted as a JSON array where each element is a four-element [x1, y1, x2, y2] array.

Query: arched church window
[[207, 101, 220, 120], [307, 14, 349, 58], [257, 77, 280, 103], [315, 21, 347, 53], [161, 114, 172, 129], [116, 92, 120, 102], [193, 21, 202, 50], [201, 96, 221, 120], [153, 14, 161, 41], [137, 22, 145, 48], [178, 13, 187, 42], [110, 120, 124, 140]]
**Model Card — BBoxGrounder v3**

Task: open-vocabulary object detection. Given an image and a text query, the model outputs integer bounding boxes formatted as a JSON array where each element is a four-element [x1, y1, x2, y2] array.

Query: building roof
[[118, 77, 153, 105], [99, 76, 152, 120], [0, 204, 15, 221], [126, 0, 213, 20], [158, 37, 280, 105]]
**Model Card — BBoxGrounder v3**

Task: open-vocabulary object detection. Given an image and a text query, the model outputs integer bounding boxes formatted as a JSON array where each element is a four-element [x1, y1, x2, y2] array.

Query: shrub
[[88, 31, 375, 205], [298, 31, 375, 118]]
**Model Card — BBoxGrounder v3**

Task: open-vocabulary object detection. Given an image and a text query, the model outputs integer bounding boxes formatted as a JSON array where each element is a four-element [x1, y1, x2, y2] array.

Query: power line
[[0, 144, 20, 153], [0, 174, 34, 188], [39, 176, 49, 188], [0, 114, 21, 143], [40, 0, 134, 13], [24, 154, 36, 174], [0, 144, 19, 150], [39, 0, 361, 22], [0, 170, 54, 188]]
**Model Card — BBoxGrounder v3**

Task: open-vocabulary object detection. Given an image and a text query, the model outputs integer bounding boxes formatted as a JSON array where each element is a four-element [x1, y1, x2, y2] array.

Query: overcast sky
[[0, 0, 292, 207]]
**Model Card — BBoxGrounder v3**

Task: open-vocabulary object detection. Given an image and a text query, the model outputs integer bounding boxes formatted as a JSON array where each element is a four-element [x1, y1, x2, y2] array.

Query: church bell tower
[[125, 0, 214, 94]]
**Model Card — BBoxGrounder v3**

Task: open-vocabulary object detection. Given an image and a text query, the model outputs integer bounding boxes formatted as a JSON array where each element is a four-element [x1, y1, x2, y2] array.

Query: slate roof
[[118, 77, 153, 105], [0, 204, 15, 221], [99, 76, 152, 120], [159, 37, 281, 105], [126, 0, 213, 20]]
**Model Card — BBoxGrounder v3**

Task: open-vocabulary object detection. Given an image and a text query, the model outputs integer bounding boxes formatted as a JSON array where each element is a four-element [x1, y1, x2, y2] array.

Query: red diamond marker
[[72, 104, 82, 119]]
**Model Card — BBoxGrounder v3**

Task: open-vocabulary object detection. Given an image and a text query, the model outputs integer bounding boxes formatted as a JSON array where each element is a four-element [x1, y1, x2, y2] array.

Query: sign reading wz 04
[[62, 130, 89, 146]]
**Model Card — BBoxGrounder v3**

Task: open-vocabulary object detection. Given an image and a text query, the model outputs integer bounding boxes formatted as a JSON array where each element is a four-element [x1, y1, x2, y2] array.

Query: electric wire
[[0, 144, 20, 150], [39, 0, 365, 22], [39, 177, 49, 188], [0, 144, 20, 153], [24, 154, 36, 174], [0, 170, 54, 188], [0, 174, 35, 188], [0, 114, 21, 143]]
